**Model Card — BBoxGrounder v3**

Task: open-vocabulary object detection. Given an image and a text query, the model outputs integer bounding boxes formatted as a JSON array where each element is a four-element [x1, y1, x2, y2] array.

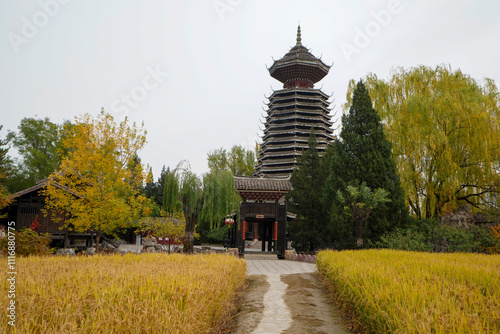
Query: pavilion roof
[[268, 26, 330, 85], [234, 176, 292, 201]]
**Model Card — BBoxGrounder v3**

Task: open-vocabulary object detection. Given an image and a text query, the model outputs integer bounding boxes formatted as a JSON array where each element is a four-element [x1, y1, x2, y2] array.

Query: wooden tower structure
[[233, 26, 333, 258], [256, 26, 334, 177]]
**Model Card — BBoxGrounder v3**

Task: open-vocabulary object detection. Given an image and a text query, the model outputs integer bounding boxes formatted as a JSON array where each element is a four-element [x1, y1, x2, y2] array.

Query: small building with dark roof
[[1, 179, 88, 248], [233, 175, 292, 258]]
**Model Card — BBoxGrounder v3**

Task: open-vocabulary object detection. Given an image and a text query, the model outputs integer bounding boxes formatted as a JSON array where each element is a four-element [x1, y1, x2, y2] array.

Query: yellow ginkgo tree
[[43, 110, 150, 251]]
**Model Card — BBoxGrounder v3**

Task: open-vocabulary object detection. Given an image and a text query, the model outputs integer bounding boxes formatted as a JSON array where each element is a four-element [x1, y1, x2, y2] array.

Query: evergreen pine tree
[[286, 130, 331, 252], [143, 165, 168, 207], [324, 81, 408, 248]]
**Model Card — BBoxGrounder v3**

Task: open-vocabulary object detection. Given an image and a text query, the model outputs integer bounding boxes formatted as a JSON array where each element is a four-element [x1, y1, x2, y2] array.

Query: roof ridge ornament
[[296, 25, 302, 46]]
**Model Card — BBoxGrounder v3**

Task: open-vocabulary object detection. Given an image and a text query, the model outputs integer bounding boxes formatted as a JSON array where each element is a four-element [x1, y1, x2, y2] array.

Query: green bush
[[376, 228, 432, 252], [0, 228, 55, 256], [470, 225, 500, 254], [200, 225, 230, 244], [376, 219, 500, 254]]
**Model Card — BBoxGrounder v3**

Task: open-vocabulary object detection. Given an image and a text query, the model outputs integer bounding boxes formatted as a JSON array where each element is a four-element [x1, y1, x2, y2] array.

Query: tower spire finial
[[296, 25, 302, 46]]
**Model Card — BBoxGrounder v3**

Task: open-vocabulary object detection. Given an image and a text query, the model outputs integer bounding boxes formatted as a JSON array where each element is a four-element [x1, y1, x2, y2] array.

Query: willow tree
[[43, 111, 150, 251], [200, 170, 241, 230], [207, 145, 257, 176], [164, 162, 241, 254], [349, 65, 500, 218], [163, 168, 181, 214]]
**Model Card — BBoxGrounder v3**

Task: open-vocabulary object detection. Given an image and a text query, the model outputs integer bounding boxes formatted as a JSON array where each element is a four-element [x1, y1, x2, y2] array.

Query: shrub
[[475, 224, 500, 254], [376, 228, 432, 252], [376, 218, 500, 254], [200, 225, 230, 244], [0, 228, 54, 256]]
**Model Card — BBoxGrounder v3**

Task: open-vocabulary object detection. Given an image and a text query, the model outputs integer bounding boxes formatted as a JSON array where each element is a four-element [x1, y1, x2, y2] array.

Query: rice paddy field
[[317, 249, 500, 334], [1, 253, 246, 334]]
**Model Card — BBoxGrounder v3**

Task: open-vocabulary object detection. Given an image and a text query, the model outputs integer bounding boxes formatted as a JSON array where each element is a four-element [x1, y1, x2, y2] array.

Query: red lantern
[[225, 218, 235, 225]]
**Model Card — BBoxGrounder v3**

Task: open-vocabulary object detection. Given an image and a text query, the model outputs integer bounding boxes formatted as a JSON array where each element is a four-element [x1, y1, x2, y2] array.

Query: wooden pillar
[[237, 217, 246, 257], [276, 203, 287, 259], [267, 222, 272, 252], [261, 222, 266, 252]]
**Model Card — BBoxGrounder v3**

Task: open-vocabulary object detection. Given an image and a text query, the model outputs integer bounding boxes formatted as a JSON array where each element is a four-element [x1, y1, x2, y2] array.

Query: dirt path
[[229, 275, 269, 334], [228, 269, 351, 333], [281, 273, 349, 334]]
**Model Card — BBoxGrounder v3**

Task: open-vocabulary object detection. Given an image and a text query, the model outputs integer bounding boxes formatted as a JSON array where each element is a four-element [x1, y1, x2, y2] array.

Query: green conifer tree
[[324, 81, 408, 248], [286, 130, 332, 252]]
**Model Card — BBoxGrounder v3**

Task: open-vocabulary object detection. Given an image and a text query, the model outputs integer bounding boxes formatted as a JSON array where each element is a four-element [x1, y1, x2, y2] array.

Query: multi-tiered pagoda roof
[[256, 26, 334, 177]]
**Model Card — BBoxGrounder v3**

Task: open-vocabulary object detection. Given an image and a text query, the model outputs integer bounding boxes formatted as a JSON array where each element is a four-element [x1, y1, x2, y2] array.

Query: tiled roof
[[234, 176, 292, 192], [10, 178, 81, 199]]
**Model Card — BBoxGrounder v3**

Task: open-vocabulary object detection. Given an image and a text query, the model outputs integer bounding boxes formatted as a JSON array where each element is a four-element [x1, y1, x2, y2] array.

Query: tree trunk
[[356, 218, 363, 248], [101, 234, 119, 248], [183, 214, 196, 254], [182, 194, 202, 255], [184, 229, 194, 254], [96, 230, 101, 253], [64, 231, 69, 248]]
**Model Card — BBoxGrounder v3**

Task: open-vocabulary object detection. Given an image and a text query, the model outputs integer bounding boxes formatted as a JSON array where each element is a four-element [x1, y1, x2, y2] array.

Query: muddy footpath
[[227, 273, 353, 334]]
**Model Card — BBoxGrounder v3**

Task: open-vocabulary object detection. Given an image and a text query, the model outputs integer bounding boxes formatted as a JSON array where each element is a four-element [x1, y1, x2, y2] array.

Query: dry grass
[[1, 253, 246, 333], [317, 249, 500, 334]]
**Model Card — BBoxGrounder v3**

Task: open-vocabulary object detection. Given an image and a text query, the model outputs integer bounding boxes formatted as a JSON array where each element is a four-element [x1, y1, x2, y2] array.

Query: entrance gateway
[[234, 176, 292, 259]]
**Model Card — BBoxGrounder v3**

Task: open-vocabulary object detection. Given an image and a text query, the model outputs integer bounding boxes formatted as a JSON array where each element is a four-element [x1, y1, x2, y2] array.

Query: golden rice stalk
[[0, 253, 246, 334], [317, 249, 500, 334]]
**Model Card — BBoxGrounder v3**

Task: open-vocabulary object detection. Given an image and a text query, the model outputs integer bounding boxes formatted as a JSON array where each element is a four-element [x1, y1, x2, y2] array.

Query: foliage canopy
[[163, 161, 240, 253], [42, 111, 149, 251], [207, 145, 256, 176], [349, 65, 500, 218], [325, 80, 408, 248], [0, 126, 12, 211], [6, 117, 68, 192], [286, 130, 332, 252], [337, 183, 391, 248]]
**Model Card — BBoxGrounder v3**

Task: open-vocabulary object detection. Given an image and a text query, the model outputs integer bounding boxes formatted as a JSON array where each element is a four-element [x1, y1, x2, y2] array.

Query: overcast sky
[[1, 0, 499, 178]]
